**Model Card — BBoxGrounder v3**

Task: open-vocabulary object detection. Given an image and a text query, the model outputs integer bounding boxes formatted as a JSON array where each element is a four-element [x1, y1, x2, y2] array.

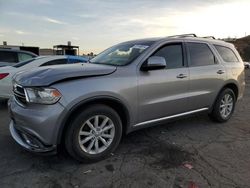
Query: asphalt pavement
[[0, 71, 250, 188]]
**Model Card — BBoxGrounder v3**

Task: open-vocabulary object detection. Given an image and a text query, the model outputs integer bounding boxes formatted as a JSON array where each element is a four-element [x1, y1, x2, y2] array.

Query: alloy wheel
[[219, 93, 234, 119], [78, 115, 115, 154]]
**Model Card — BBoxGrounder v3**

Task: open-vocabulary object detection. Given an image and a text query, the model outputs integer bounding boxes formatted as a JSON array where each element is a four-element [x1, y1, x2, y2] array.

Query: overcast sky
[[0, 0, 250, 53]]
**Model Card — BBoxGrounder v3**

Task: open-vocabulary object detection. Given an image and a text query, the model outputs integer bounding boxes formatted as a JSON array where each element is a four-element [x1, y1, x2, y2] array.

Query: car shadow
[[9, 114, 210, 165]]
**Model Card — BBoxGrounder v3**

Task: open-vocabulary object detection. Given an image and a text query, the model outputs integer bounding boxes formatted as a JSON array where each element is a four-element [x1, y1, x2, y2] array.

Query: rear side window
[[153, 43, 183, 69], [187, 43, 216, 67], [18, 53, 33, 62], [68, 58, 85, 64], [41, 59, 68, 66], [214, 45, 239, 62], [0, 51, 18, 63]]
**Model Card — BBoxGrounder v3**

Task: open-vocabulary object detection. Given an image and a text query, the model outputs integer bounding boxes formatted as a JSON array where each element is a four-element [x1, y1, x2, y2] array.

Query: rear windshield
[[13, 56, 45, 68]]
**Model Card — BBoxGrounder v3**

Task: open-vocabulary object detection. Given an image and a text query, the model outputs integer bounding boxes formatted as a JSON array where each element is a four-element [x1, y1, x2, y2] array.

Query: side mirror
[[141, 56, 166, 71]]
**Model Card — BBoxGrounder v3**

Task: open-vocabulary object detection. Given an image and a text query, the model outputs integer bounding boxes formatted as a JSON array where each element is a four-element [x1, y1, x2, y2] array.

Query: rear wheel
[[65, 104, 122, 162], [209, 88, 236, 122]]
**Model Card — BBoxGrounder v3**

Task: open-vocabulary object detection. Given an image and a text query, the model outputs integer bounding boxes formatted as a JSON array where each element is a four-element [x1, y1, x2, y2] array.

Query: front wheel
[[65, 104, 122, 162], [209, 88, 236, 122]]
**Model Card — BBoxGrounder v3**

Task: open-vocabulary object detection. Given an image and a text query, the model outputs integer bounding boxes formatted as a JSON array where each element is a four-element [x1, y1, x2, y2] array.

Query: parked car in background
[[0, 55, 88, 99], [0, 49, 37, 67], [244, 62, 250, 69], [8, 34, 245, 162]]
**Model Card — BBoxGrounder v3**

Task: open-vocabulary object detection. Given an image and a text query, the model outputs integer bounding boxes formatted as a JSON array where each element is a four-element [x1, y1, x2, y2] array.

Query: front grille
[[13, 84, 27, 105]]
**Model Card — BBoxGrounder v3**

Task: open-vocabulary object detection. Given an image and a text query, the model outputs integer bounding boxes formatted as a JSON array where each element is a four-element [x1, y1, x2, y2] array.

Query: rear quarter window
[[214, 45, 239, 62]]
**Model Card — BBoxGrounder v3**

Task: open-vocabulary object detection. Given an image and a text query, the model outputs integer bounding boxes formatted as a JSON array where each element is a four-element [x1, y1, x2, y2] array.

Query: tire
[[209, 88, 236, 122], [65, 104, 122, 162]]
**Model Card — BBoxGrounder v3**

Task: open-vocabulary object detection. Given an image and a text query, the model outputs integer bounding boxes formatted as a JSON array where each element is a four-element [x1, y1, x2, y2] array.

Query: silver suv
[[8, 34, 245, 162]]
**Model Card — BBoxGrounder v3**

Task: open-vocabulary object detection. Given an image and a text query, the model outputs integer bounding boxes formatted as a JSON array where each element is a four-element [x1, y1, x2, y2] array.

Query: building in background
[[0, 41, 39, 55], [39, 48, 54, 56], [53, 41, 79, 56], [1, 41, 95, 58]]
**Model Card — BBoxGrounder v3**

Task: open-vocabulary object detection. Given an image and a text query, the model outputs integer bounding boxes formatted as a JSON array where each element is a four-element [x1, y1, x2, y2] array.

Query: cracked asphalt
[[0, 71, 250, 188]]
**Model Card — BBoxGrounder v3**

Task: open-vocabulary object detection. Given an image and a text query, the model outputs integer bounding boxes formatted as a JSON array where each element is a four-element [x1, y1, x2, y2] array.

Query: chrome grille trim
[[13, 83, 27, 106]]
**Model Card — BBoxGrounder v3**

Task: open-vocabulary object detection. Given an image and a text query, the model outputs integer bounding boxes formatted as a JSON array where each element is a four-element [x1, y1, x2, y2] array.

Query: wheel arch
[[221, 82, 239, 99], [210, 82, 239, 113], [57, 96, 131, 144]]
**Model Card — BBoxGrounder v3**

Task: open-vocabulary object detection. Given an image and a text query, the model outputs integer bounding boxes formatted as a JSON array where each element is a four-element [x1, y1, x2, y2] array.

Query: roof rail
[[203, 36, 216, 39], [168, 33, 197, 38]]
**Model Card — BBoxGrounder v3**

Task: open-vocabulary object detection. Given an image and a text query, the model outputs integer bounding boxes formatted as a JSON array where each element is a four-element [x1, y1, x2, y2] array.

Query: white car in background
[[0, 55, 88, 99], [0, 49, 37, 67]]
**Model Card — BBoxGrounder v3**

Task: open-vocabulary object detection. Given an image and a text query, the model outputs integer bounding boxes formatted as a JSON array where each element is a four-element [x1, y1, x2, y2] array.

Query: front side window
[[18, 53, 33, 62], [214, 45, 239, 62], [187, 43, 216, 67], [90, 42, 153, 66], [0, 51, 17, 63], [153, 43, 183, 69]]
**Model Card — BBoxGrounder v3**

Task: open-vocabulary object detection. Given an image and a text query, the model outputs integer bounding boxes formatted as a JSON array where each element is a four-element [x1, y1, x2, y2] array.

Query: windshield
[[12, 56, 45, 68], [90, 41, 153, 66]]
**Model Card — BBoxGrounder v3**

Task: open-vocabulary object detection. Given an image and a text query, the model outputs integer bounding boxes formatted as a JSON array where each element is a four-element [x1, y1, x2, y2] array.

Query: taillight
[[0, 73, 9, 80]]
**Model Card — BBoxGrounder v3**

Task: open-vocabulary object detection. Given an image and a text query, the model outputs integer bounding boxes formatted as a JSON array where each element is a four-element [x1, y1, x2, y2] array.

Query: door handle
[[217, 70, 225, 74], [176, 74, 187, 79]]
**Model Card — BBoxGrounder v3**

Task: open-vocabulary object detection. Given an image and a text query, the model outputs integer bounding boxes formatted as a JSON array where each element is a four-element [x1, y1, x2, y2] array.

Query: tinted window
[[0, 51, 18, 63], [18, 53, 33, 62], [68, 58, 86, 64], [153, 43, 183, 69], [214, 45, 239, 62], [41, 59, 67, 66], [187, 43, 216, 66]]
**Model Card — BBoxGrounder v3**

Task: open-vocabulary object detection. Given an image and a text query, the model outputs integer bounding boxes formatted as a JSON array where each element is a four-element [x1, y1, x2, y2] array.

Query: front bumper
[[8, 97, 66, 154], [9, 120, 56, 154]]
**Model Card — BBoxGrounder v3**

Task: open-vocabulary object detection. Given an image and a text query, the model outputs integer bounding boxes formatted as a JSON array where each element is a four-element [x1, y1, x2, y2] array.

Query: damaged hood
[[14, 63, 117, 87]]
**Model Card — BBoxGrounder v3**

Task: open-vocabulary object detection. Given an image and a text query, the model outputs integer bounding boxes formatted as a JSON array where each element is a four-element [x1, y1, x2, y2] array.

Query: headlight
[[24, 87, 61, 104]]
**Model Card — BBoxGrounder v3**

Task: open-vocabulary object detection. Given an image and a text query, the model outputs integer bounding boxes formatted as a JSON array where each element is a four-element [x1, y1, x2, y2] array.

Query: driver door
[[137, 43, 190, 123]]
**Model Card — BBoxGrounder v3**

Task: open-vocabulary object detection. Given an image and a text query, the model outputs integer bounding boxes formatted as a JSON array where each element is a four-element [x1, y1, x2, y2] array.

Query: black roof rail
[[203, 36, 216, 39], [168, 33, 197, 38]]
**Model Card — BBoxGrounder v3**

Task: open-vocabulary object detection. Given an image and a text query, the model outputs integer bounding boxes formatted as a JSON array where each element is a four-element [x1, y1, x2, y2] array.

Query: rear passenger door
[[186, 42, 226, 110]]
